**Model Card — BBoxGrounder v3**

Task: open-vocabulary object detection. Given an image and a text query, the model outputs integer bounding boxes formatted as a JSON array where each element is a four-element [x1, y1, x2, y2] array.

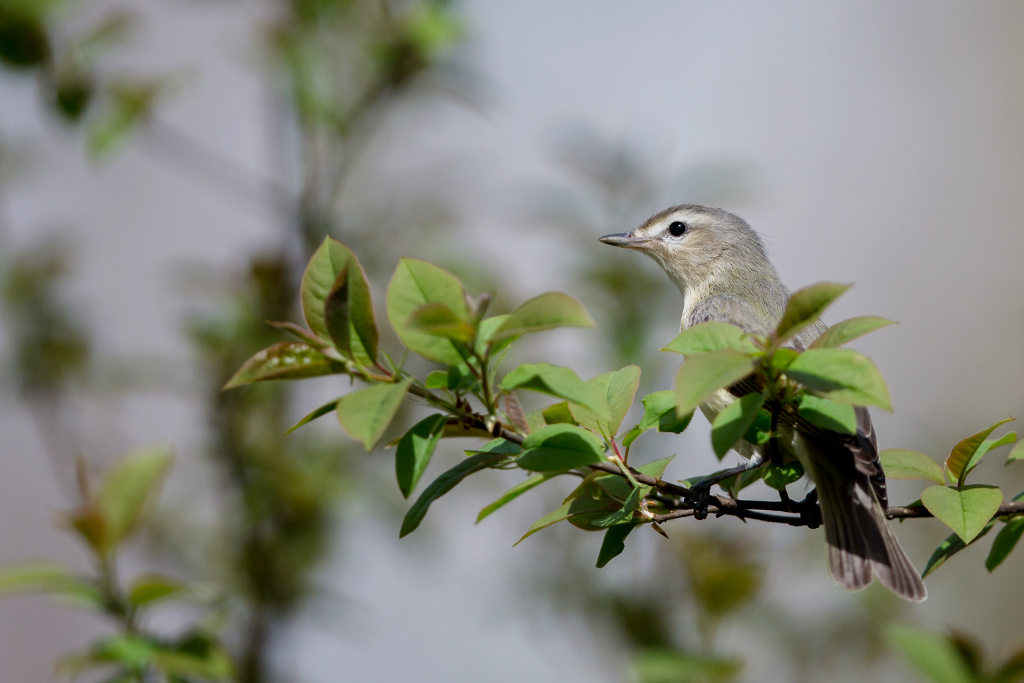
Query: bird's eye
[[668, 221, 687, 237]]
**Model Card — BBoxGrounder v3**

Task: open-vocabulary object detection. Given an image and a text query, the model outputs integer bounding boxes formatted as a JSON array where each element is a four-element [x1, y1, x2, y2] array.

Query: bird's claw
[[687, 481, 714, 520], [799, 489, 821, 528]]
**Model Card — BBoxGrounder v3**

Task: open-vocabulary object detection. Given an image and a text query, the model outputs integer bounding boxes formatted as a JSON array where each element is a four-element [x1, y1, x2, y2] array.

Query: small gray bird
[[599, 204, 926, 602]]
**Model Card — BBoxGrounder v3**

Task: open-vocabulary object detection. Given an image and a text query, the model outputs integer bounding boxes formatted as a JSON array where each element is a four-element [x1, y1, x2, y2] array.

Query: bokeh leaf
[[0, 562, 103, 608], [128, 574, 186, 607], [96, 445, 173, 550], [631, 649, 743, 683], [887, 626, 975, 683]]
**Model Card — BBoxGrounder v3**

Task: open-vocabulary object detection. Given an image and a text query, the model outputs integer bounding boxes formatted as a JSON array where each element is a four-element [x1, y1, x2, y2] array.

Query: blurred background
[[2, 1, 1024, 681]]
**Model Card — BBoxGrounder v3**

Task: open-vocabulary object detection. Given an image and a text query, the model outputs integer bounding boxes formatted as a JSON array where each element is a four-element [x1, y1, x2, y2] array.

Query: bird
[[599, 204, 927, 602]]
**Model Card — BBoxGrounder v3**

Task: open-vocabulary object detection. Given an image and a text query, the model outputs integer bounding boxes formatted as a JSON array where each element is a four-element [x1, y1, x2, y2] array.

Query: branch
[[402, 380, 1024, 531]]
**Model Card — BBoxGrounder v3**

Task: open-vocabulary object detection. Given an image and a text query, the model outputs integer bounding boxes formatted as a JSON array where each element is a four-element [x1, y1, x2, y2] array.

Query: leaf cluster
[[0, 446, 235, 681], [226, 242, 1024, 578]]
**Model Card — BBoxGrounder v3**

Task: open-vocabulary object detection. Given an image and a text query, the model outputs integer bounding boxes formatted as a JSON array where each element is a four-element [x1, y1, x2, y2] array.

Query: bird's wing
[[690, 296, 887, 506]]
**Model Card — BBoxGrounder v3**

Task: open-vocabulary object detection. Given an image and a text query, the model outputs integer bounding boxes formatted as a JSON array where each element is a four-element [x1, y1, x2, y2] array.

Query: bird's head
[[599, 204, 774, 296]]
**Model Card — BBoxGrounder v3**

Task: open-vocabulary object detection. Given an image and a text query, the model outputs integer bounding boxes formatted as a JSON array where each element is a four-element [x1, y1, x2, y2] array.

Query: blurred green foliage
[[3, 2, 1023, 683]]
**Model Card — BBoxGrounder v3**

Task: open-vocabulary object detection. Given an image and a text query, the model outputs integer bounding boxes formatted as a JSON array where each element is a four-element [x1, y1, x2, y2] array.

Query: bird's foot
[[798, 489, 821, 528], [686, 480, 715, 520]]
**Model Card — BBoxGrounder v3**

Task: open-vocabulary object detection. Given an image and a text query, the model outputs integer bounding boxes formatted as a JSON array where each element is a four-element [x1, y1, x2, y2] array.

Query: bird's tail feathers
[[813, 460, 927, 602]]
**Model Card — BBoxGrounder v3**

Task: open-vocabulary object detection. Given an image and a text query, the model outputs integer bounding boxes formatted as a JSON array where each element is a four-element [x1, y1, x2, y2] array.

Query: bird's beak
[[598, 232, 648, 249]]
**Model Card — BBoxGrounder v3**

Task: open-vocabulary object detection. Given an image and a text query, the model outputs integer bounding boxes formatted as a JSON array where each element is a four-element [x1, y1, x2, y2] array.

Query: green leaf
[[811, 315, 896, 348], [762, 461, 804, 490], [596, 523, 637, 568], [921, 522, 996, 578], [395, 414, 447, 498], [335, 379, 413, 451], [97, 445, 174, 550], [711, 393, 766, 459], [785, 348, 891, 410], [797, 394, 857, 435], [662, 321, 759, 355], [302, 237, 377, 364], [946, 418, 1015, 487], [128, 574, 185, 607], [466, 438, 523, 456], [880, 449, 945, 485], [568, 365, 641, 438], [500, 363, 610, 419], [0, 563, 103, 607], [775, 282, 852, 344], [0, 11, 51, 68], [406, 302, 476, 344], [921, 484, 1003, 543], [887, 626, 975, 683], [673, 349, 756, 417], [284, 398, 340, 435], [541, 401, 576, 426], [477, 473, 558, 523], [400, 451, 511, 537], [631, 649, 743, 683], [593, 486, 643, 527], [622, 391, 693, 448], [152, 645, 235, 680], [266, 320, 329, 348], [768, 347, 800, 372], [474, 314, 514, 356], [1008, 439, 1024, 464], [489, 292, 593, 344], [515, 493, 616, 545], [636, 455, 676, 480], [518, 424, 607, 472], [721, 467, 764, 499], [224, 342, 343, 388], [424, 370, 447, 389], [387, 258, 470, 364], [986, 517, 1024, 572]]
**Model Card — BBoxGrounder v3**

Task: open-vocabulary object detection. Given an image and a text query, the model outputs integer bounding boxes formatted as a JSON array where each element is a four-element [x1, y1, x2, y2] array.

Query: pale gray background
[[3, 1, 1024, 681]]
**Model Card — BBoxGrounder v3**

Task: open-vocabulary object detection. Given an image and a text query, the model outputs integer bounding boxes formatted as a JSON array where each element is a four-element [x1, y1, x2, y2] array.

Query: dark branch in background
[[142, 118, 295, 220]]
